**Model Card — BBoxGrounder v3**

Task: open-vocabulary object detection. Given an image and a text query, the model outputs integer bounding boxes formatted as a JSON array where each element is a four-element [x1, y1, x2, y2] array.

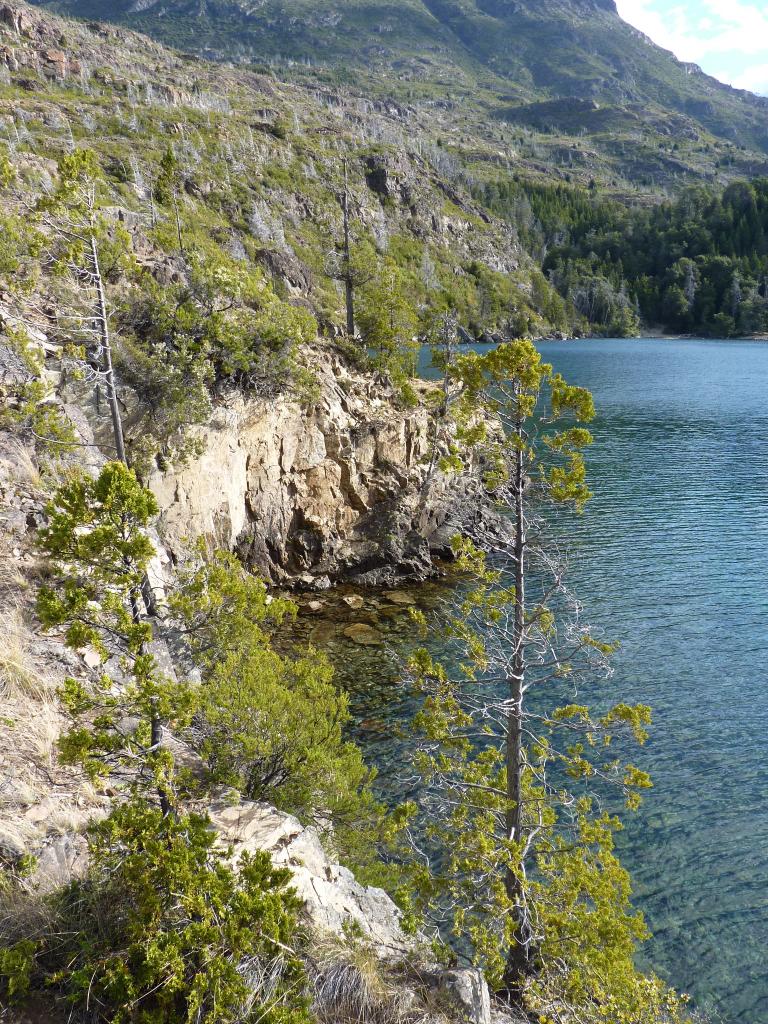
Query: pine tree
[[400, 341, 686, 1023]]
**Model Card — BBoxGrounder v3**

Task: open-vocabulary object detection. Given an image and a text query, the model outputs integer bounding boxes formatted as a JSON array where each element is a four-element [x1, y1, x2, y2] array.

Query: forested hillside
[[478, 176, 768, 336]]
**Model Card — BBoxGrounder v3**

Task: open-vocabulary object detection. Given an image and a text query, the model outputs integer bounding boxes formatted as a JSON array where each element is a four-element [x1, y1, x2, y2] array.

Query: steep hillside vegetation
[[27, 0, 768, 192], [0, 0, 586, 349]]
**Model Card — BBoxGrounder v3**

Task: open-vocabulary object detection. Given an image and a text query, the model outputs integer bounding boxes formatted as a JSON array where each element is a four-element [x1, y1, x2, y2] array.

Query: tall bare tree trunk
[[342, 159, 355, 339], [172, 191, 184, 257], [91, 235, 127, 465], [504, 414, 531, 990]]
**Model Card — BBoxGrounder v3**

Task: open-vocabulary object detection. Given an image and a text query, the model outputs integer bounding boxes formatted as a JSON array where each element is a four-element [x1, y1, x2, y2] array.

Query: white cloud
[[725, 64, 768, 94], [615, 1, 704, 62], [616, 0, 768, 95]]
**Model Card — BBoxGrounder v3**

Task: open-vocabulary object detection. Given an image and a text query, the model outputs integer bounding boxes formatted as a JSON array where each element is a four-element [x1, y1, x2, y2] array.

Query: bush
[[0, 328, 75, 451], [0, 801, 311, 1024], [173, 552, 385, 867], [193, 644, 382, 859], [120, 247, 318, 407]]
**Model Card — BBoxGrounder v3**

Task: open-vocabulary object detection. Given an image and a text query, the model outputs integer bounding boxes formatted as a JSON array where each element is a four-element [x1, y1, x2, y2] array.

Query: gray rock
[[31, 833, 88, 892], [437, 969, 491, 1024], [490, 1010, 528, 1024], [0, 827, 26, 863], [209, 799, 416, 957], [145, 639, 178, 682], [0, 341, 33, 388]]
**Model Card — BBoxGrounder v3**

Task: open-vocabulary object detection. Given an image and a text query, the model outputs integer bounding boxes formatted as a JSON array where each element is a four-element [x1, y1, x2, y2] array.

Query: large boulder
[[435, 969, 491, 1024]]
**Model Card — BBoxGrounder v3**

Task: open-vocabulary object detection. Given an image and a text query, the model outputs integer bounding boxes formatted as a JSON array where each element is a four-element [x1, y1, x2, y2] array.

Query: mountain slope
[[27, 0, 768, 164]]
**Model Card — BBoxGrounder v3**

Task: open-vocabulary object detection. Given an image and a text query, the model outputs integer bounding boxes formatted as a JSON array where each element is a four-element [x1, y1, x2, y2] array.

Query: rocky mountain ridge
[[25, 0, 768, 191]]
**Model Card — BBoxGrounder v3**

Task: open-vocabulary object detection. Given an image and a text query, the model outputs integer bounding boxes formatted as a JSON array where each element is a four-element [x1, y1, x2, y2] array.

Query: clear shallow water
[[309, 338, 768, 1022], [529, 338, 768, 1022]]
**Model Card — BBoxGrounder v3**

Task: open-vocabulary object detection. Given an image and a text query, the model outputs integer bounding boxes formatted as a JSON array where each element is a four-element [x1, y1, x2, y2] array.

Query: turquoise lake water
[[531, 338, 768, 1022], [344, 337, 768, 1023]]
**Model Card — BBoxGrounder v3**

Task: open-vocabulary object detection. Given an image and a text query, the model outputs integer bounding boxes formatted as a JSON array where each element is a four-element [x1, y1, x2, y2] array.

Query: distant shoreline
[[535, 333, 768, 343]]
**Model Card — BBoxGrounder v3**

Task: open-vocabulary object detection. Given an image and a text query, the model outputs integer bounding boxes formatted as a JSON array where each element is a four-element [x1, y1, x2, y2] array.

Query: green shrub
[[1, 801, 311, 1024], [172, 552, 385, 867], [0, 327, 75, 451]]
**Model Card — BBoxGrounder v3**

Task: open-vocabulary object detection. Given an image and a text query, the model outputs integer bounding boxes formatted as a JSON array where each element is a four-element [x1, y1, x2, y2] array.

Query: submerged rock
[[384, 589, 417, 605], [343, 623, 383, 645], [309, 621, 338, 644]]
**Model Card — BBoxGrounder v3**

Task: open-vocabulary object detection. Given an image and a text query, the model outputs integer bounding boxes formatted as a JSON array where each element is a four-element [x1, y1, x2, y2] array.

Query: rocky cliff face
[[149, 348, 488, 588]]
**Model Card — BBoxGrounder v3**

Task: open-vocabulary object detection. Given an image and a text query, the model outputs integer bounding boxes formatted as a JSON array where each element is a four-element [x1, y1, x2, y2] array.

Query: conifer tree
[[402, 340, 685, 1023], [357, 259, 418, 386], [36, 461, 185, 811]]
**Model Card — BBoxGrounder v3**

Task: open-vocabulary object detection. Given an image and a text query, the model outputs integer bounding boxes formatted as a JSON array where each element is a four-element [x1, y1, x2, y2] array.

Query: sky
[[615, 0, 768, 96]]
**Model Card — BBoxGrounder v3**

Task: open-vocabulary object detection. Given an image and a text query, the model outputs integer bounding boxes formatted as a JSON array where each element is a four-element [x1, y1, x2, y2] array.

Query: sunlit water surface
[[304, 338, 768, 1023], [528, 338, 768, 1023]]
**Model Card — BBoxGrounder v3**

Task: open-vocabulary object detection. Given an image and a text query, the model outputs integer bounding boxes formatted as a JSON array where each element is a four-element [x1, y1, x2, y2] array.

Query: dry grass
[[0, 550, 28, 602], [310, 938, 434, 1024], [0, 605, 56, 704], [0, 436, 42, 490]]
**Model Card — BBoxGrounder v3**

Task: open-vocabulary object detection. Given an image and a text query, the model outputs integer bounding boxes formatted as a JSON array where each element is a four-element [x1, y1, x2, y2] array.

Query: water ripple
[[535, 338, 768, 1022]]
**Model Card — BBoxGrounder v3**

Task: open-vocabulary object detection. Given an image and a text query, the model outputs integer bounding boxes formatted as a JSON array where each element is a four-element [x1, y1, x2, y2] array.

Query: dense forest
[[476, 177, 768, 337]]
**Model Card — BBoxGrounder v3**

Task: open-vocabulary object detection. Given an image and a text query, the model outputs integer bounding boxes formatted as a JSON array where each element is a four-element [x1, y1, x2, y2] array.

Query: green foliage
[[26, 462, 387, 1016], [37, 461, 157, 659], [38, 148, 102, 211], [0, 327, 75, 450], [357, 259, 419, 393], [0, 157, 43, 293], [120, 241, 317, 403], [35, 462, 192, 804], [442, 338, 594, 502], [115, 329, 212, 475], [33, 149, 136, 292], [0, 150, 15, 189], [171, 550, 385, 867], [478, 174, 768, 336], [154, 145, 181, 206], [1, 800, 310, 1024], [0, 941, 35, 1002], [397, 341, 685, 1022], [36, 465, 381, 863]]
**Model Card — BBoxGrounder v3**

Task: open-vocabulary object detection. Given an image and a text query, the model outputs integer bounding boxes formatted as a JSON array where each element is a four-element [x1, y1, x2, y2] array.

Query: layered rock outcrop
[[149, 348, 489, 588]]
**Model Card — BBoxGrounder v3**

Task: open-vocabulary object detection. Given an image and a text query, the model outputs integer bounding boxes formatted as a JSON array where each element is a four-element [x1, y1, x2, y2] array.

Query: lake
[[514, 337, 768, 1023], [350, 337, 768, 1023], [526, 337, 768, 1023]]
